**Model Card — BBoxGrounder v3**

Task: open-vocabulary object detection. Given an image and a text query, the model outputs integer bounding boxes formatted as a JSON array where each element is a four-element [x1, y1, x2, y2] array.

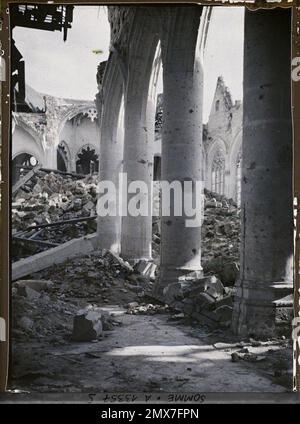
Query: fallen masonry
[[163, 274, 234, 328], [9, 164, 293, 391], [12, 169, 98, 261], [10, 248, 292, 392]]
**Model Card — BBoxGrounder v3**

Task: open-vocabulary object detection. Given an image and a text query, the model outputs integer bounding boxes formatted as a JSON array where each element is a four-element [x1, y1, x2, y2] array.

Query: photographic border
[[0, 0, 299, 397]]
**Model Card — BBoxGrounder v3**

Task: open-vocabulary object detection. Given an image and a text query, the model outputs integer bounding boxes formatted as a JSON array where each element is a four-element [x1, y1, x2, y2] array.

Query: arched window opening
[[76, 145, 99, 175], [236, 150, 242, 206], [57, 143, 68, 172], [12, 153, 38, 184], [211, 149, 225, 195], [215, 100, 220, 112]]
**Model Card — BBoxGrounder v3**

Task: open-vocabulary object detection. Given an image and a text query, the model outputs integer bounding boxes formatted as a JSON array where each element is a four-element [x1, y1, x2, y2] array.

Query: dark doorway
[[76, 145, 99, 175]]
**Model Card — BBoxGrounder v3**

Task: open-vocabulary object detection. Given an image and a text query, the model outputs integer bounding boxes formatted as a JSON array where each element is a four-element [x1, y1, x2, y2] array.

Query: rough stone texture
[[72, 307, 103, 342], [120, 10, 159, 262], [12, 91, 99, 172], [162, 274, 234, 328], [10, 248, 292, 393], [13, 279, 53, 292], [12, 170, 98, 261], [152, 189, 241, 287], [12, 234, 97, 281], [204, 77, 242, 202], [96, 52, 124, 254], [154, 6, 204, 296], [232, 8, 293, 337]]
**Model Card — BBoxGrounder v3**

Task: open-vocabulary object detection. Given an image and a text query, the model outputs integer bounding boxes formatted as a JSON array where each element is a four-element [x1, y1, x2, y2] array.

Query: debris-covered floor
[[10, 170, 292, 393], [10, 249, 292, 393]]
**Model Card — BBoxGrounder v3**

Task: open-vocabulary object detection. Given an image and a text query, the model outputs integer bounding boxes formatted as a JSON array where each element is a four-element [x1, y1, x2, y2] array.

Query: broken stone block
[[83, 200, 95, 211], [205, 198, 217, 208], [103, 250, 134, 272], [100, 311, 115, 331], [178, 270, 203, 282], [133, 260, 157, 280], [163, 282, 184, 303], [72, 307, 103, 342], [194, 292, 216, 311], [202, 276, 224, 299], [14, 279, 53, 293], [220, 262, 239, 286], [127, 302, 139, 310], [214, 305, 233, 324], [16, 285, 41, 301], [213, 294, 233, 309], [231, 352, 240, 362], [19, 316, 34, 332]]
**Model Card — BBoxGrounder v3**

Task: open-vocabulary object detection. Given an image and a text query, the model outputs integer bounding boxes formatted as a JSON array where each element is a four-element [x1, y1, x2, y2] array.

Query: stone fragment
[[19, 316, 34, 332], [14, 279, 53, 292], [103, 250, 134, 272], [134, 260, 157, 280], [72, 307, 103, 342], [214, 305, 233, 324], [231, 352, 240, 362], [220, 262, 239, 286], [17, 285, 41, 300]]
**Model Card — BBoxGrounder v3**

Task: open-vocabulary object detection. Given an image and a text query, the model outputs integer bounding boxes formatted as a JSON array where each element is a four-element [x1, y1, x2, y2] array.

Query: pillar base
[[122, 256, 153, 266], [232, 280, 293, 338], [153, 266, 203, 301]]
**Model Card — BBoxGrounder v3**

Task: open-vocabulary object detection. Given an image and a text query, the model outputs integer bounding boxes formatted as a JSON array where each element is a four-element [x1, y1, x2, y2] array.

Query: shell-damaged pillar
[[232, 8, 293, 336], [120, 10, 159, 261], [154, 6, 204, 296], [96, 55, 124, 253]]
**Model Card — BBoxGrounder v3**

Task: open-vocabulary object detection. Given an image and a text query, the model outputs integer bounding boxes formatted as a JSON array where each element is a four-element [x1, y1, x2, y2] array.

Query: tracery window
[[76, 145, 99, 175], [211, 149, 225, 195], [236, 150, 242, 206]]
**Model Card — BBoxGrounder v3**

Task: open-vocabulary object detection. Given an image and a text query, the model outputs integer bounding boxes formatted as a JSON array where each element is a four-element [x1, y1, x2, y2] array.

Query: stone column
[[232, 8, 293, 337], [154, 6, 204, 295], [120, 13, 158, 262], [96, 55, 124, 253]]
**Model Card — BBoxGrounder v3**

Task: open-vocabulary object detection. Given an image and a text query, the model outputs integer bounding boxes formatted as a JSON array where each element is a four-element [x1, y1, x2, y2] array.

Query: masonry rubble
[[12, 167, 242, 329], [150, 188, 241, 327], [12, 170, 99, 260], [11, 249, 138, 346]]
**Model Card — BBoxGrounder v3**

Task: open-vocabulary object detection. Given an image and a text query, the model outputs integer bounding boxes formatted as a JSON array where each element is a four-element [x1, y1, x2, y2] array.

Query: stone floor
[[10, 307, 291, 393]]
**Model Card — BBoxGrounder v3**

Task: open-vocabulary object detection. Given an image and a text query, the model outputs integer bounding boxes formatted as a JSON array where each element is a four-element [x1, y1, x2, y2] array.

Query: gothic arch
[[57, 140, 71, 172], [206, 138, 227, 193], [228, 129, 242, 201], [12, 115, 45, 153], [12, 125, 44, 164], [58, 104, 99, 136]]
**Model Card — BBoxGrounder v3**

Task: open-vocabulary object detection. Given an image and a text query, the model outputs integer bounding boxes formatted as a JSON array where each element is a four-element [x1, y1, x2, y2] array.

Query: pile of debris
[[12, 249, 151, 346], [163, 273, 234, 329], [151, 189, 240, 328], [152, 188, 241, 286], [201, 189, 240, 286], [12, 169, 99, 261]]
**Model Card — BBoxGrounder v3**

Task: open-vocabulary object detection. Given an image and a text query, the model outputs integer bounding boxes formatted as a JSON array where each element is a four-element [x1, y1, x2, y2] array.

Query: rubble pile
[[12, 170, 99, 260], [201, 189, 240, 286], [12, 249, 160, 345], [126, 301, 170, 315], [152, 188, 241, 286], [163, 274, 234, 328], [12, 278, 78, 345]]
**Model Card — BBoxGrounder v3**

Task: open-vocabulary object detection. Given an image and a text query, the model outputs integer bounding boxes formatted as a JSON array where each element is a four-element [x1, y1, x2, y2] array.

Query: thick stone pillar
[[96, 55, 124, 253], [232, 9, 293, 337], [154, 6, 204, 295], [120, 13, 158, 261], [44, 145, 57, 169]]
